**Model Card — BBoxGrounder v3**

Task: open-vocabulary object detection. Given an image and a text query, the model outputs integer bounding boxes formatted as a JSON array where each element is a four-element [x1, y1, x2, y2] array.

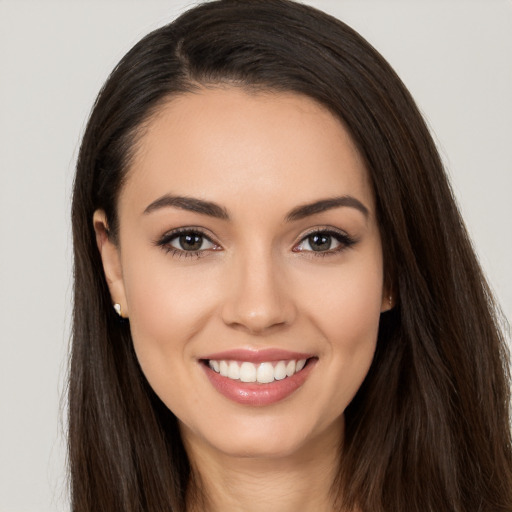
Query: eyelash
[[292, 228, 357, 257], [155, 227, 219, 260], [155, 227, 357, 260]]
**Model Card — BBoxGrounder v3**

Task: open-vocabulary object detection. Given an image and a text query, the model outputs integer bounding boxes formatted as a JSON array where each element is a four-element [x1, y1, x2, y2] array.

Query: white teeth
[[257, 362, 274, 383], [239, 362, 257, 382], [296, 359, 307, 372], [228, 361, 240, 379], [274, 361, 287, 380], [219, 360, 229, 377], [208, 358, 310, 383]]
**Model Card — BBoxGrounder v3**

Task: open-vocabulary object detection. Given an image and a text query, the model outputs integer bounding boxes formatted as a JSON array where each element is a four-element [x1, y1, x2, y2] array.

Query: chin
[[181, 410, 343, 462], [217, 431, 304, 459]]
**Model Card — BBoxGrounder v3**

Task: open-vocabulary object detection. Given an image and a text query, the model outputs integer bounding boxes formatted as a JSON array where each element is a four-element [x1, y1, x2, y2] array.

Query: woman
[[69, 0, 512, 511]]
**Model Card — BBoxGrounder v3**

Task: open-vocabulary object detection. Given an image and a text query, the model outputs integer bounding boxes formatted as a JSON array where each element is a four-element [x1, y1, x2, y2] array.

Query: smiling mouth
[[200, 352, 317, 405], [203, 358, 314, 384]]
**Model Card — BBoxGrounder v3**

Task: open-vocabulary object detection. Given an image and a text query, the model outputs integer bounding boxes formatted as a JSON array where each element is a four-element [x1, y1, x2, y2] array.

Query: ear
[[93, 209, 129, 318], [380, 285, 394, 313]]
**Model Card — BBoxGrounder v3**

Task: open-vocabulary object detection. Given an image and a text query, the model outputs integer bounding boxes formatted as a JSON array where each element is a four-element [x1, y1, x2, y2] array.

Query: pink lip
[[201, 348, 314, 364], [200, 353, 317, 407]]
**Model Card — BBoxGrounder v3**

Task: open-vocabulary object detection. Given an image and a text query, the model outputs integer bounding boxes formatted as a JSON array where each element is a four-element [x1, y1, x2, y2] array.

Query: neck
[[183, 417, 344, 512]]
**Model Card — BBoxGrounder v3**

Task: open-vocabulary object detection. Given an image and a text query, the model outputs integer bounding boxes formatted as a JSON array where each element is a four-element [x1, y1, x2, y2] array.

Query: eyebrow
[[144, 195, 229, 219], [143, 194, 368, 221], [285, 196, 369, 221]]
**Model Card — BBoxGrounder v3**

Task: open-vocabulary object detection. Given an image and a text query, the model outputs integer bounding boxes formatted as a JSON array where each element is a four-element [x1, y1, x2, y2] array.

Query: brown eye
[[294, 229, 356, 255], [167, 231, 216, 252], [177, 233, 204, 251], [307, 233, 333, 252]]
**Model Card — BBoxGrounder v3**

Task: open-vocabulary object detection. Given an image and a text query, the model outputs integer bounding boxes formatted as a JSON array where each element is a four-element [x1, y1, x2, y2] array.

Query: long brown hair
[[70, 1, 512, 510]]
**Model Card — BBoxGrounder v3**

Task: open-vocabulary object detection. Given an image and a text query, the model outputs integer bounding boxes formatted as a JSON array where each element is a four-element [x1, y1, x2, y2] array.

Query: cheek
[[304, 250, 384, 340], [326, 277, 382, 350], [121, 255, 220, 372], [122, 260, 221, 423], [300, 251, 383, 402]]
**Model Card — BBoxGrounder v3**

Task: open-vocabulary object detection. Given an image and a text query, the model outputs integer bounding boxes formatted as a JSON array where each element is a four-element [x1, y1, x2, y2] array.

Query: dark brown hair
[[70, 1, 512, 510]]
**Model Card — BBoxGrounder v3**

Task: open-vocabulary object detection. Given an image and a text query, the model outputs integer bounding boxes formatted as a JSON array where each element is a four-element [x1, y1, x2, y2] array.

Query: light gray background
[[1, 1, 510, 510]]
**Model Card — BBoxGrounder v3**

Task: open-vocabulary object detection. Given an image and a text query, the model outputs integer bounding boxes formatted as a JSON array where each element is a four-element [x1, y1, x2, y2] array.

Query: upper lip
[[201, 348, 315, 364]]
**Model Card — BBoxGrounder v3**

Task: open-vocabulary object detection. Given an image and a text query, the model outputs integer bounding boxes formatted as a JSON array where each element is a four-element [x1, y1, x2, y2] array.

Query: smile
[[208, 359, 307, 383], [200, 349, 317, 406]]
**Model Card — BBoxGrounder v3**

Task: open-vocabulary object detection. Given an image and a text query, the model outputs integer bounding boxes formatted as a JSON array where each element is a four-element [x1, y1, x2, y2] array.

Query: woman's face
[[96, 88, 389, 460]]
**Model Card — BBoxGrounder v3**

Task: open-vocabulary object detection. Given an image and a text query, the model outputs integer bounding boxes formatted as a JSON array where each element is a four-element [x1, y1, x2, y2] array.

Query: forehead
[[121, 87, 374, 217]]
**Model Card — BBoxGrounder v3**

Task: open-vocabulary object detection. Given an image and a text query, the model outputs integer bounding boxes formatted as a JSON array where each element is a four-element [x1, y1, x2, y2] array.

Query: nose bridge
[[221, 242, 295, 333]]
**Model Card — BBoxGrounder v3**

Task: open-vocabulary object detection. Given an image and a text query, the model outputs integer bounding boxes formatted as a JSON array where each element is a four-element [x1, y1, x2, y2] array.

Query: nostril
[[220, 271, 297, 332]]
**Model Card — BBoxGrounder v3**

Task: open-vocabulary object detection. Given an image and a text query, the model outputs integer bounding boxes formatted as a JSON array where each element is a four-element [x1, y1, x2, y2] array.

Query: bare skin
[[184, 419, 341, 512], [94, 88, 389, 511]]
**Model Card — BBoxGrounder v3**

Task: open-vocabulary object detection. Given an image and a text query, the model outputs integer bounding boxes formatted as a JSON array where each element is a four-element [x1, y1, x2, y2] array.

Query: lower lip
[[202, 359, 317, 406]]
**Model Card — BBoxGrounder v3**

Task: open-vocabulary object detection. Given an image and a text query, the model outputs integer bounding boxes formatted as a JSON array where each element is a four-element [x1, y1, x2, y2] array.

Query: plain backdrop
[[0, 1, 510, 510]]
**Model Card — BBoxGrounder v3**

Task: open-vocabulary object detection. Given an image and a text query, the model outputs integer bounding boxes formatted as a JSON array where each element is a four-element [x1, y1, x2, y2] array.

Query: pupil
[[180, 233, 202, 251], [309, 234, 331, 251]]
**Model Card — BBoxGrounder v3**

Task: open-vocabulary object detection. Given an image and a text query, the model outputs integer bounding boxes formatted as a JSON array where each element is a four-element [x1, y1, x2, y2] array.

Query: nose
[[220, 249, 297, 334]]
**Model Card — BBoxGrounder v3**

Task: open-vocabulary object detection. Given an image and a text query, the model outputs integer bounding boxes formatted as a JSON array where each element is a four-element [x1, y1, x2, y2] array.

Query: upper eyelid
[[157, 226, 218, 244], [295, 226, 352, 242]]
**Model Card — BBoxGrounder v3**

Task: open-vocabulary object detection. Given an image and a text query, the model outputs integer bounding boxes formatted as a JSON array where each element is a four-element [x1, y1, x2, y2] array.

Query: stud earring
[[113, 303, 123, 317]]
